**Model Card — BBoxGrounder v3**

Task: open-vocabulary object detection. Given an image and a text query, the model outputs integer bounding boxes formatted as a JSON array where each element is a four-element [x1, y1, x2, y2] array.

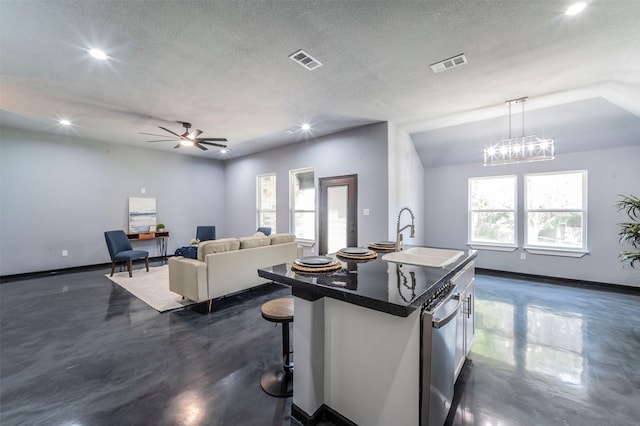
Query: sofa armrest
[[169, 256, 208, 302]]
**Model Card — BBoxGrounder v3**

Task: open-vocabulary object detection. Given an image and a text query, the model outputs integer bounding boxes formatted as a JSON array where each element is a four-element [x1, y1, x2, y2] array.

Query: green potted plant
[[616, 194, 640, 268], [156, 223, 166, 233]]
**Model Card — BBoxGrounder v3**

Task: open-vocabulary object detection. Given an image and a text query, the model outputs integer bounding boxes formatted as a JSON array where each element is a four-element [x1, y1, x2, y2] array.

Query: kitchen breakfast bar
[[257, 246, 477, 426]]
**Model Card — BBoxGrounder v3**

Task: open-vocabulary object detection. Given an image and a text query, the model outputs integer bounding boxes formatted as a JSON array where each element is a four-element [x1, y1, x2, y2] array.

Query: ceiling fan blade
[[173, 143, 181, 149], [139, 132, 176, 138], [198, 141, 228, 148], [195, 143, 208, 151], [188, 129, 203, 139], [158, 126, 182, 138], [197, 137, 227, 142]]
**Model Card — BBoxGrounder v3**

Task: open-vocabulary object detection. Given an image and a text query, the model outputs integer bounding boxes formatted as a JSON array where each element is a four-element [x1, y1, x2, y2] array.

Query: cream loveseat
[[169, 233, 300, 311]]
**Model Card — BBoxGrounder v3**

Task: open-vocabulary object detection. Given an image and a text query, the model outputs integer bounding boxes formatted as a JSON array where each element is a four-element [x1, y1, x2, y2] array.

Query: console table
[[127, 231, 170, 262]]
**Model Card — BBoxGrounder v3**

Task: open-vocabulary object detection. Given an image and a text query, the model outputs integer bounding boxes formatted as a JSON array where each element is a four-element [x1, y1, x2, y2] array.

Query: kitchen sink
[[382, 247, 464, 268]]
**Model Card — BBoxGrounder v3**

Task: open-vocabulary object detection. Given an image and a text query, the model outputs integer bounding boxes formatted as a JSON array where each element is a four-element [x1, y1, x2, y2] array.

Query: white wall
[[224, 123, 390, 253], [423, 144, 640, 287], [0, 127, 226, 275], [388, 122, 425, 245]]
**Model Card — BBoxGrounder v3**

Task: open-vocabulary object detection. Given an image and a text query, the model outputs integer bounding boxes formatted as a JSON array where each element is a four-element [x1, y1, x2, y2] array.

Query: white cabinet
[[452, 261, 475, 380]]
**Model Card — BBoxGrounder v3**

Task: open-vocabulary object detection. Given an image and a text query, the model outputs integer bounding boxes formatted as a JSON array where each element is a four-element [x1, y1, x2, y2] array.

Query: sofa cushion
[[270, 233, 296, 245], [198, 238, 240, 260], [239, 235, 271, 249]]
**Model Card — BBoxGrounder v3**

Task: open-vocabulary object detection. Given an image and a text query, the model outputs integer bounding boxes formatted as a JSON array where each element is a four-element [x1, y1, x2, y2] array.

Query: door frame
[[318, 174, 358, 255]]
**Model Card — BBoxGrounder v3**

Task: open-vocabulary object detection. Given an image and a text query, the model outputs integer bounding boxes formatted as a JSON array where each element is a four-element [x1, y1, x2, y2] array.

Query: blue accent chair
[[196, 226, 216, 242], [104, 230, 149, 277], [257, 227, 272, 236]]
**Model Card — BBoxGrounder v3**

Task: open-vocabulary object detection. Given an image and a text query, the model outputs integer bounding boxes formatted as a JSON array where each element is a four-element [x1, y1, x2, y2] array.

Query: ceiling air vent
[[430, 53, 467, 74], [289, 49, 323, 71]]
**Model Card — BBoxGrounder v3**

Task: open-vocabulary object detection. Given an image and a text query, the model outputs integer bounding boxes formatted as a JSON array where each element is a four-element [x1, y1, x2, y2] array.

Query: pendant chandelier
[[483, 97, 555, 166]]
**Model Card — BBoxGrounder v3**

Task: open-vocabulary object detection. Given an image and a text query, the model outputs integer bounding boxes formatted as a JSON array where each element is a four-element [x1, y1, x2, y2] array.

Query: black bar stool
[[260, 297, 294, 397]]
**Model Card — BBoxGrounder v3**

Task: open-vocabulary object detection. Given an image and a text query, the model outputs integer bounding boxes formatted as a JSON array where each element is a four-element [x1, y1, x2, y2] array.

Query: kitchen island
[[257, 246, 477, 426]]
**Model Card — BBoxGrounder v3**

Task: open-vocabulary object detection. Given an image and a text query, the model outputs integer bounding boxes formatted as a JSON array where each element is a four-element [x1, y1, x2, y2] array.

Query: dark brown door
[[319, 174, 357, 255]]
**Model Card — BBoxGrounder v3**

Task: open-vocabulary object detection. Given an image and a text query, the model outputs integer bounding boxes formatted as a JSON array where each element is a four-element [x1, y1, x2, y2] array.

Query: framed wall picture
[[149, 225, 157, 232], [128, 197, 157, 233]]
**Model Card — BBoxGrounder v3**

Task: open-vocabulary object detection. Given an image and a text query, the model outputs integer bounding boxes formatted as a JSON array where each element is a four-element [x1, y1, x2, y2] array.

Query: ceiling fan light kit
[[140, 121, 227, 151], [483, 97, 555, 166]]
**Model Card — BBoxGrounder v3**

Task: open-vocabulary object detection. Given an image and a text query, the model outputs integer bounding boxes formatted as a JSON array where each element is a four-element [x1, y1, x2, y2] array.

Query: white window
[[290, 168, 315, 241], [257, 173, 276, 233], [525, 170, 587, 252], [468, 175, 517, 247]]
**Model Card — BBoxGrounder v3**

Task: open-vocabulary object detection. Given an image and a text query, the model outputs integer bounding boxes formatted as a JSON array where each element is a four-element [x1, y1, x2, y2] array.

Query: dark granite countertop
[[257, 246, 477, 317]]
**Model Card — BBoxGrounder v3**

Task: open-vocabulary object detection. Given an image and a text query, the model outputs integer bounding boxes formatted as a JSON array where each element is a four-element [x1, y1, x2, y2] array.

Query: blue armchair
[[257, 227, 272, 236], [196, 226, 216, 242], [104, 230, 149, 277]]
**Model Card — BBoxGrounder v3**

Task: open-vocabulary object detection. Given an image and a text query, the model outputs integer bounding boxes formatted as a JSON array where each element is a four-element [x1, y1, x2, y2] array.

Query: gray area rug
[[105, 265, 195, 312]]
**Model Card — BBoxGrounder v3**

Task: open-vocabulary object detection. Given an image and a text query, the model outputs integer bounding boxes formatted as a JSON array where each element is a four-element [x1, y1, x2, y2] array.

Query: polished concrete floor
[[1, 264, 639, 425], [448, 273, 640, 426]]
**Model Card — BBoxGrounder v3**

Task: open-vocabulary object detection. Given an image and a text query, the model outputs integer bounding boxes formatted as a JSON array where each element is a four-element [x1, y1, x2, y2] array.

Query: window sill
[[524, 247, 589, 258], [468, 243, 517, 252]]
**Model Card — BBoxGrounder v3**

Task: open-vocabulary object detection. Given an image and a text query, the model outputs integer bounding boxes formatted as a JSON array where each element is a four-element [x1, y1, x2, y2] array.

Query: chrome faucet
[[396, 207, 415, 251]]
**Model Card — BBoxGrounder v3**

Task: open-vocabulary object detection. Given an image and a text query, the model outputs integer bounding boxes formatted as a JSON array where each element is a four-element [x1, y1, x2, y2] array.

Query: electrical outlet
[[520, 253, 526, 261], [62, 250, 68, 257], [141, 188, 146, 194], [363, 208, 370, 216]]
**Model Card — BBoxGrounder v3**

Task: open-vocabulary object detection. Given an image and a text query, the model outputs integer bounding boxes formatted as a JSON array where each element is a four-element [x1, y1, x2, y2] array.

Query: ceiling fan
[[140, 121, 227, 151]]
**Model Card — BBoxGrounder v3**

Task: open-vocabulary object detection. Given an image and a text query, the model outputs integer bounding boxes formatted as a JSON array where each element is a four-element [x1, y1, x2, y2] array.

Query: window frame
[[468, 175, 518, 251], [256, 173, 277, 233], [289, 167, 316, 244], [524, 170, 588, 256]]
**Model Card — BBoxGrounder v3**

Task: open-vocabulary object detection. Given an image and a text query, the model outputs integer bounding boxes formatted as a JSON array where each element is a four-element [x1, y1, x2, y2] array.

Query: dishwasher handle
[[432, 294, 462, 329]]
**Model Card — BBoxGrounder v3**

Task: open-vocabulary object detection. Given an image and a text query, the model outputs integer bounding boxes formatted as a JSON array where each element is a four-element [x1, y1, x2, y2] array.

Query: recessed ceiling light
[[565, 2, 586, 16], [300, 123, 311, 131], [88, 48, 108, 60], [220, 149, 228, 154], [59, 119, 72, 126]]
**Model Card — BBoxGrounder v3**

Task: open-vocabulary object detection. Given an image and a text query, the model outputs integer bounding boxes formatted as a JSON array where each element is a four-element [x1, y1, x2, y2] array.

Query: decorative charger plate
[[373, 241, 396, 247], [339, 247, 371, 255], [368, 241, 397, 251], [295, 255, 335, 267]]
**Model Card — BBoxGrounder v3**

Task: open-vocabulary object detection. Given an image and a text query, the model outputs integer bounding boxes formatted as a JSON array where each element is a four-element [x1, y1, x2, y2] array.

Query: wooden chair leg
[[207, 300, 213, 313], [127, 260, 133, 277], [145, 256, 149, 272], [110, 262, 115, 277]]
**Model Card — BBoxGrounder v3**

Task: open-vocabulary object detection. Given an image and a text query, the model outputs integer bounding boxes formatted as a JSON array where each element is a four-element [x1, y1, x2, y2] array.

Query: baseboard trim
[[291, 403, 357, 426], [476, 268, 640, 295], [0, 256, 168, 283]]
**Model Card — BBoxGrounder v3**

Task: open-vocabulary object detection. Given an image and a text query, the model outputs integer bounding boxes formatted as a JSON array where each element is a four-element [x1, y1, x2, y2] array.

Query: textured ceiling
[[1, 1, 639, 163]]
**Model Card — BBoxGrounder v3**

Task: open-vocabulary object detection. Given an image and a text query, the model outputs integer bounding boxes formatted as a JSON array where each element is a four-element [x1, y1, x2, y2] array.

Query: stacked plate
[[337, 247, 376, 259], [367, 240, 397, 251], [293, 255, 340, 269]]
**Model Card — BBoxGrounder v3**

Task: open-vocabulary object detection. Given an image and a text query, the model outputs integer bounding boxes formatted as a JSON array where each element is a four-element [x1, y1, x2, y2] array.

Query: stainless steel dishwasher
[[420, 281, 461, 426]]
